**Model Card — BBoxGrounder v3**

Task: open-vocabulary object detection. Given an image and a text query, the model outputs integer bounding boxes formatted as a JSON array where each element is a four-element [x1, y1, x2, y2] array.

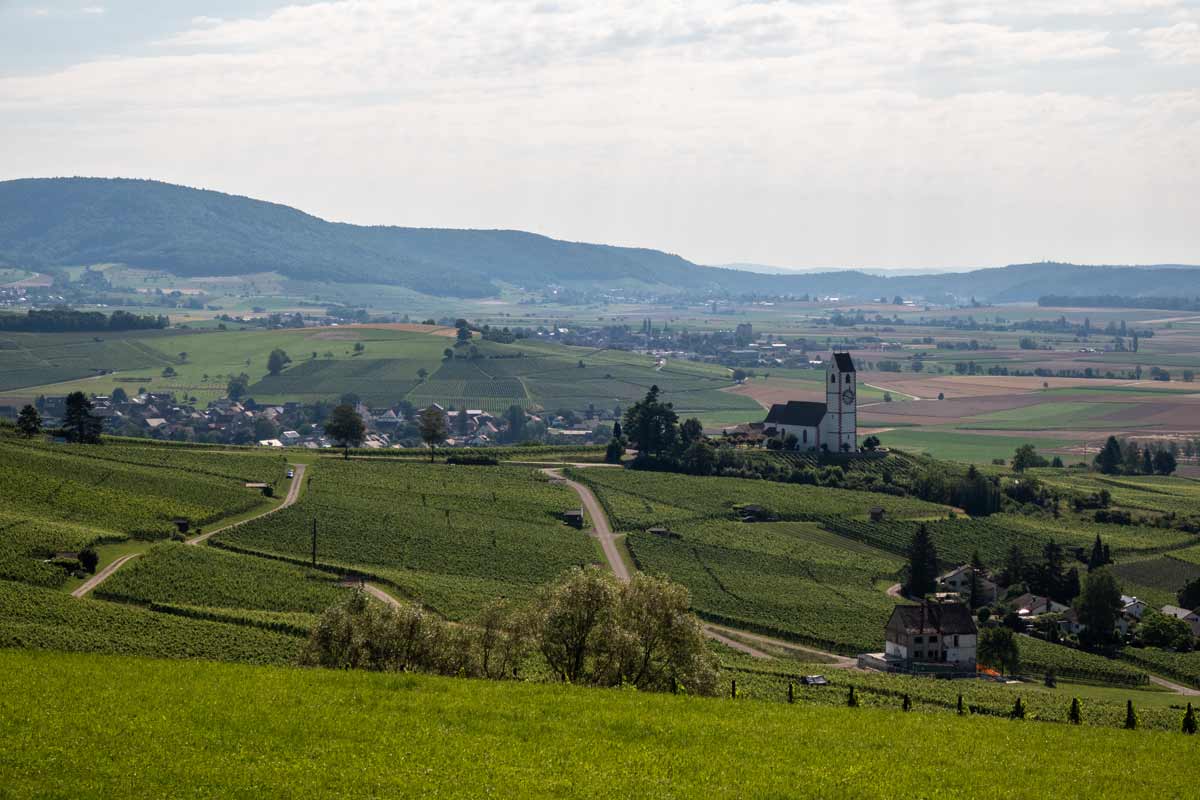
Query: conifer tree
[[847, 686, 858, 707], [957, 694, 964, 715], [902, 694, 911, 712], [1068, 698, 1082, 725], [1124, 700, 1137, 730], [1183, 703, 1197, 735], [904, 524, 938, 597]]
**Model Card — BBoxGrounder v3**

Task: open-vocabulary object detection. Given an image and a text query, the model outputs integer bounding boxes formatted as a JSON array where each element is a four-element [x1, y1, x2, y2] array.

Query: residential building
[[883, 601, 977, 671]]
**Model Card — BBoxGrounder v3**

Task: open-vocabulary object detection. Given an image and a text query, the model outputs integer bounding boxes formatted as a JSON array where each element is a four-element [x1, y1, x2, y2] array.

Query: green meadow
[[2, 649, 1197, 800]]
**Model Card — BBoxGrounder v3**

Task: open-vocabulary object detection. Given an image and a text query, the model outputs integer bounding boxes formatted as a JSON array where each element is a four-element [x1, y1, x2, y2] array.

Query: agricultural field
[[0, 435, 288, 588], [2, 323, 762, 424], [217, 460, 603, 618], [3, 649, 1197, 799], [95, 542, 349, 616], [0, 581, 302, 664], [868, 428, 1081, 464], [722, 646, 1168, 727]]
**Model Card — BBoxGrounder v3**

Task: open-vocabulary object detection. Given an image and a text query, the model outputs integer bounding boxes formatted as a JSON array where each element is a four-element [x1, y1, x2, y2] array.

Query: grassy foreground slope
[[1, 650, 1196, 800]]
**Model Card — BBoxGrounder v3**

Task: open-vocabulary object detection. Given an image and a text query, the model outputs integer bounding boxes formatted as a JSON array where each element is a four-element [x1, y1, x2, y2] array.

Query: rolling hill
[[2, 177, 1198, 302]]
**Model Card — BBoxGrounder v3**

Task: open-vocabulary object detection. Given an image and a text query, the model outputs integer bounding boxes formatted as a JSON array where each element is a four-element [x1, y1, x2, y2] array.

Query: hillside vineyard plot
[[0, 580, 302, 665], [96, 542, 348, 615], [0, 437, 285, 586], [217, 461, 602, 618]]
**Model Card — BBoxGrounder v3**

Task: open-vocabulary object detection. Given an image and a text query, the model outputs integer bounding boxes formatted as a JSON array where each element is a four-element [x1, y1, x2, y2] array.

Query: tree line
[[0, 308, 168, 332]]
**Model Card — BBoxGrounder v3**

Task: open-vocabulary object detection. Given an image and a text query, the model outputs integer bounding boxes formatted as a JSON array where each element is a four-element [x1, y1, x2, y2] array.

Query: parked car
[[286, 469, 295, 478]]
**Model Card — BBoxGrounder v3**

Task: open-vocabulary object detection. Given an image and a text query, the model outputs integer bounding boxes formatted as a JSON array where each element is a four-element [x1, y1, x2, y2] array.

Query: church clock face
[[841, 388, 856, 406]]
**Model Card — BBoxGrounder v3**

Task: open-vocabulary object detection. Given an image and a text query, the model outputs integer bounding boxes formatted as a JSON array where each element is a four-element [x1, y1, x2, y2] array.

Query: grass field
[[869, 428, 1081, 463], [2, 649, 1197, 799]]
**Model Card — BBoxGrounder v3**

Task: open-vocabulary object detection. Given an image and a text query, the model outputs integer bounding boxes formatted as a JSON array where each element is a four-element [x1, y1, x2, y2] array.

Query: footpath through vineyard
[[72, 463, 305, 599], [542, 466, 857, 667]]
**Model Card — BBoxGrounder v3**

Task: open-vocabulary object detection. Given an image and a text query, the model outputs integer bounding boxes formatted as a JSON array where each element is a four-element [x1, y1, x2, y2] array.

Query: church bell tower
[[825, 353, 857, 452]]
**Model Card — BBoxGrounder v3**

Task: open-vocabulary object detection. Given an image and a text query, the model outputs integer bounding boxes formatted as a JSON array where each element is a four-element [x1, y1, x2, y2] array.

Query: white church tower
[[819, 352, 857, 452]]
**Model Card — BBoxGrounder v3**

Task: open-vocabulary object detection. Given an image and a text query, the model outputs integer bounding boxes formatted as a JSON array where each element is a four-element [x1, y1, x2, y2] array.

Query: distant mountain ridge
[[1, 177, 1196, 302]]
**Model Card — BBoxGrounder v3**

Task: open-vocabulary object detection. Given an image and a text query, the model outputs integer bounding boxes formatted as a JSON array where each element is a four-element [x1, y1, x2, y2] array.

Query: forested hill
[[0, 178, 705, 298], [1, 177, 1197, 301]]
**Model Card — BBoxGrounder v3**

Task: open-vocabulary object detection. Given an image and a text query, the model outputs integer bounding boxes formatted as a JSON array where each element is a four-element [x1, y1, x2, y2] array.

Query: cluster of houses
[[864, 560, 1200, 678], [7, 392, 611, 449]]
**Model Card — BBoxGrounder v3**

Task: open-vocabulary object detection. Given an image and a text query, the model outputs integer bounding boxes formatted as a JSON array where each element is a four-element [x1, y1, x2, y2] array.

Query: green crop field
[[870, 429, 1080, 464], [217, 460, 603, 618], [2, 650, 1197, 799]]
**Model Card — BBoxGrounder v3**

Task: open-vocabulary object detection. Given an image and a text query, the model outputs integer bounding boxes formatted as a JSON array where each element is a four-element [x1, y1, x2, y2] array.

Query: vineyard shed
[[562, 509, 584, 528]]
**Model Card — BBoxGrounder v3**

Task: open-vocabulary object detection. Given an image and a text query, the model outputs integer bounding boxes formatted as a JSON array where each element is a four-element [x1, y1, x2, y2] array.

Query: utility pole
[[311, 518, 317, 567]]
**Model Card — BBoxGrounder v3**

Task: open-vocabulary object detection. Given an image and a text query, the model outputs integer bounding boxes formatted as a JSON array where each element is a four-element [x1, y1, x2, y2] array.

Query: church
[[763, 352, 857, 452]]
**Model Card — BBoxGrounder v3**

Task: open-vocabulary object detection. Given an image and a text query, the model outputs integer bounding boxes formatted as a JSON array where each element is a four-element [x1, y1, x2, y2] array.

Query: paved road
[[187, 463, 306, 546], [541, 467, 631, 582], [71, 553, 142, 599]]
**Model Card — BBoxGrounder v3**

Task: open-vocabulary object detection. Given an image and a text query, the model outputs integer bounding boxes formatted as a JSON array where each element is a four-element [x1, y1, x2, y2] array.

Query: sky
[[1, 0, 1198, 270]]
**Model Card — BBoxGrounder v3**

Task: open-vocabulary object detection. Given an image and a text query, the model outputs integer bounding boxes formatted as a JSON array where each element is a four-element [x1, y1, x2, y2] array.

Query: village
[[15, 391, 616, 449]]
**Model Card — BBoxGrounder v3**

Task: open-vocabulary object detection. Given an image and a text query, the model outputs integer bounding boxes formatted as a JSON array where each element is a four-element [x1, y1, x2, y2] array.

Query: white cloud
[[1137, 20, 1200, 62], [0, 0, 1197, 267]]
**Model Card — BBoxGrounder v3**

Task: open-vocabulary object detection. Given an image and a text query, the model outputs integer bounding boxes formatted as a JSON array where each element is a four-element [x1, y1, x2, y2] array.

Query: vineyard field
[[0, 580, 302, 664], [96, 542, 349, 614], [217, 460, 602, 617]]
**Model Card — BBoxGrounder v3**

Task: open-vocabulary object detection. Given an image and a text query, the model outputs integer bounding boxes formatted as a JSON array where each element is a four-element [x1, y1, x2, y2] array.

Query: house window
[[830, 374, 836, 383], [913, 636, 923, 644], [928, 635, 938, 643], [802, 429, 808, 443], [953, 635, 959, 647]]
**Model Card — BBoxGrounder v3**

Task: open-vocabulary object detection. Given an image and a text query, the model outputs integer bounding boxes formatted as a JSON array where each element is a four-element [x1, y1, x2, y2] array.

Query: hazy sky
[[1, 1, 1198, 269]]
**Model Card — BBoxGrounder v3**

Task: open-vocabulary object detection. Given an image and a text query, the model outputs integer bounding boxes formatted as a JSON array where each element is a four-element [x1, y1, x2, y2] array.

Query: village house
[[936, 564, 1000, 604], [876, 601, 978, 673], [1161, 606, 1200, 638], [1012, 593, 1068, 618]]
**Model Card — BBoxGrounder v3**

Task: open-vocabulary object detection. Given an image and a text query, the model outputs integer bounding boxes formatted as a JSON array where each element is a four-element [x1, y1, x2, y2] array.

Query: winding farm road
[[362, 583, 404, 609], [541, 468, 631, 582], [187, 463, 306, 546], [71, 554, 142, 599], [71, 464, 305, 599], [541, 465, 858, 665]]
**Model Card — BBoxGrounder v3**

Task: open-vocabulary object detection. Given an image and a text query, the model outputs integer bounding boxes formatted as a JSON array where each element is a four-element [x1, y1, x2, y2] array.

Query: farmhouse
[[762, 352, 857, 452], [881, 601, 978, 672]]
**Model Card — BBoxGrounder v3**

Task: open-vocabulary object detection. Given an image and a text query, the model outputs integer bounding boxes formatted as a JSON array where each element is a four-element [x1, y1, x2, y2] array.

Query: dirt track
[[187, 463, 306, 546]]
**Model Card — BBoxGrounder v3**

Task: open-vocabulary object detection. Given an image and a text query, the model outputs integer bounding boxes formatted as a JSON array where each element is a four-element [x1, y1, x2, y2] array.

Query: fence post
[[788, 682, 794, 704]]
